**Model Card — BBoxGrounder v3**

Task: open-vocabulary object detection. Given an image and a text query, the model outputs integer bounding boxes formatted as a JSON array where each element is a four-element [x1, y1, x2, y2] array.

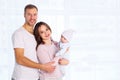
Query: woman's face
[[38, 25, 51, 40]]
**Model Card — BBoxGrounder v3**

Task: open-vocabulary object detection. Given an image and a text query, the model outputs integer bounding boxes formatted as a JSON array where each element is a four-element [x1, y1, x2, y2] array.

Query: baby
[[53, 29, 75, 76]]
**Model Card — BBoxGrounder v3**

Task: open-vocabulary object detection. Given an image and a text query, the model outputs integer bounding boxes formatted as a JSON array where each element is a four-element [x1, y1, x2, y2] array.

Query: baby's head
[[60, 29, 75, 43]]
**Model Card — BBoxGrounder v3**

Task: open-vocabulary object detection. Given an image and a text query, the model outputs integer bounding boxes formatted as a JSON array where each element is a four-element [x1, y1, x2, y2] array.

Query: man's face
[[24, 8, 38, 27]]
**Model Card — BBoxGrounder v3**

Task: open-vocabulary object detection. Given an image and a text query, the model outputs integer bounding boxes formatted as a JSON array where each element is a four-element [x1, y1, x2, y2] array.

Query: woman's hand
[[58, 58, 69, 65]]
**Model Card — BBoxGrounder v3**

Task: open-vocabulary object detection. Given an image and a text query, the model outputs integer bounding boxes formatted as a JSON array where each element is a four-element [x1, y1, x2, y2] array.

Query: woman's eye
[[46, 29, 49, 31], [40, 32, 43, 34]]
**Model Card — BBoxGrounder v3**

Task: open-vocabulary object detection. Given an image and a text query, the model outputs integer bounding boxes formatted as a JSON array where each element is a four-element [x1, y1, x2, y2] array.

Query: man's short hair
[[24, 4, 38, 13]]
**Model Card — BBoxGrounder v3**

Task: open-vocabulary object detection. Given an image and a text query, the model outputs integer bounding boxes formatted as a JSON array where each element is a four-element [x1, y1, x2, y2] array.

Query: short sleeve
[[12, 31, 24, 48], [37, 45, 52, 63]]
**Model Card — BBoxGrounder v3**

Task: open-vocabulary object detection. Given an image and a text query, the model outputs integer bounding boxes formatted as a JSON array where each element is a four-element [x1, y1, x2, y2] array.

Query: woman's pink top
[[36, 42, 63, 80]]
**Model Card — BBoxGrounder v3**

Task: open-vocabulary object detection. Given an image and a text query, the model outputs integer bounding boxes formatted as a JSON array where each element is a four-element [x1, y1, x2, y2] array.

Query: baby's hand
[[58, 58, 69, 65], [65, 47, 69, 53]]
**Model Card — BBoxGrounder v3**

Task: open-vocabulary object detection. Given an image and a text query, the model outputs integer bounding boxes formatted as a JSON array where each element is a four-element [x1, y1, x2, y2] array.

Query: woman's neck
[[23, 23, 33, 34], [43, 39, 52, 45]]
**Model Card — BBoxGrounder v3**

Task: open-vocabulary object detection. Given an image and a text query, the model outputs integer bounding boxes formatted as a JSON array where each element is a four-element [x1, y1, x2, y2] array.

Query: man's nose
[[31, 15, 35, 19]]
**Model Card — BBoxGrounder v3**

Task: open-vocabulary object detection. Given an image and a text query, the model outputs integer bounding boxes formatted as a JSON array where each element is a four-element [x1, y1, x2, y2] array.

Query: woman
[[33, 21, 69, 80]]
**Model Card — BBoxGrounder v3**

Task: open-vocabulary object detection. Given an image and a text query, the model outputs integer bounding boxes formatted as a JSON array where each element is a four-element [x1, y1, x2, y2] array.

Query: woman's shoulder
[[38, 43, 44, 47], [51, 41, 60, 51], [52, 41, 59, 46]]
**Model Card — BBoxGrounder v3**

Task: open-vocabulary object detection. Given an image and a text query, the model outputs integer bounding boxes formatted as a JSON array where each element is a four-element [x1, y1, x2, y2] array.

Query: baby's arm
[[53, 47, 70, 66], [55, 45, 69, 56]]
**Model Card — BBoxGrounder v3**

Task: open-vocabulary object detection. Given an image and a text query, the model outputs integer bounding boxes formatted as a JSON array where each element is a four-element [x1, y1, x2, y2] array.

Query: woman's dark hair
[[33, 21, 52, 50]]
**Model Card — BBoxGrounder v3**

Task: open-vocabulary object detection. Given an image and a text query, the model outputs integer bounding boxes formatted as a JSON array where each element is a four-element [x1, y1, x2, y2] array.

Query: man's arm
[[14, 48, 55, 72]]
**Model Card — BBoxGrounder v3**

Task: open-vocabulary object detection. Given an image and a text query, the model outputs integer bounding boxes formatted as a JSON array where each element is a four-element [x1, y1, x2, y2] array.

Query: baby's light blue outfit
[[54, 42, 70, 76]]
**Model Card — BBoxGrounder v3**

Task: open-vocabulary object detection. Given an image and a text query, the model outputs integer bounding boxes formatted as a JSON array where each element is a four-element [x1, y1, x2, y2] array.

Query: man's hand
[[41, 61, 56, 73]]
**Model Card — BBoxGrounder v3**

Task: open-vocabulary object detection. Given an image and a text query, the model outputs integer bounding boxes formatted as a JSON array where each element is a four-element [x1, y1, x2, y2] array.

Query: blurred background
[[0, 0, 120, 80]]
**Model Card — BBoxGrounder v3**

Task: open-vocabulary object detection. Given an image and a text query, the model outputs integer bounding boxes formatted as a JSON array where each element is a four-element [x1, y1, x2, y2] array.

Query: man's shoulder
[[13, 27, 24, 34], [12, 27, 25, 37]]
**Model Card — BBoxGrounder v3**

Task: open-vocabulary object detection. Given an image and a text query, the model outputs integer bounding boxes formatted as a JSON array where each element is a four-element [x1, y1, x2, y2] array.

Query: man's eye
[[46, 29, 49, 31]]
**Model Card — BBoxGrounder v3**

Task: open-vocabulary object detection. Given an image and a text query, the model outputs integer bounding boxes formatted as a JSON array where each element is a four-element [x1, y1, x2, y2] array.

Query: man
[[11, 4, 55, 80]]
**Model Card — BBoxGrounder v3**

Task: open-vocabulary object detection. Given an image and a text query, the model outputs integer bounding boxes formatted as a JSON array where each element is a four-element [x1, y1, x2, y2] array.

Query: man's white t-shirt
[[12, 27, 39, 80]]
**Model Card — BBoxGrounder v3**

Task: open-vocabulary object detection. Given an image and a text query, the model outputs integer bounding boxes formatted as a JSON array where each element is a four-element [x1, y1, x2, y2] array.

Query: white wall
[[0, 0, 120, 80]]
